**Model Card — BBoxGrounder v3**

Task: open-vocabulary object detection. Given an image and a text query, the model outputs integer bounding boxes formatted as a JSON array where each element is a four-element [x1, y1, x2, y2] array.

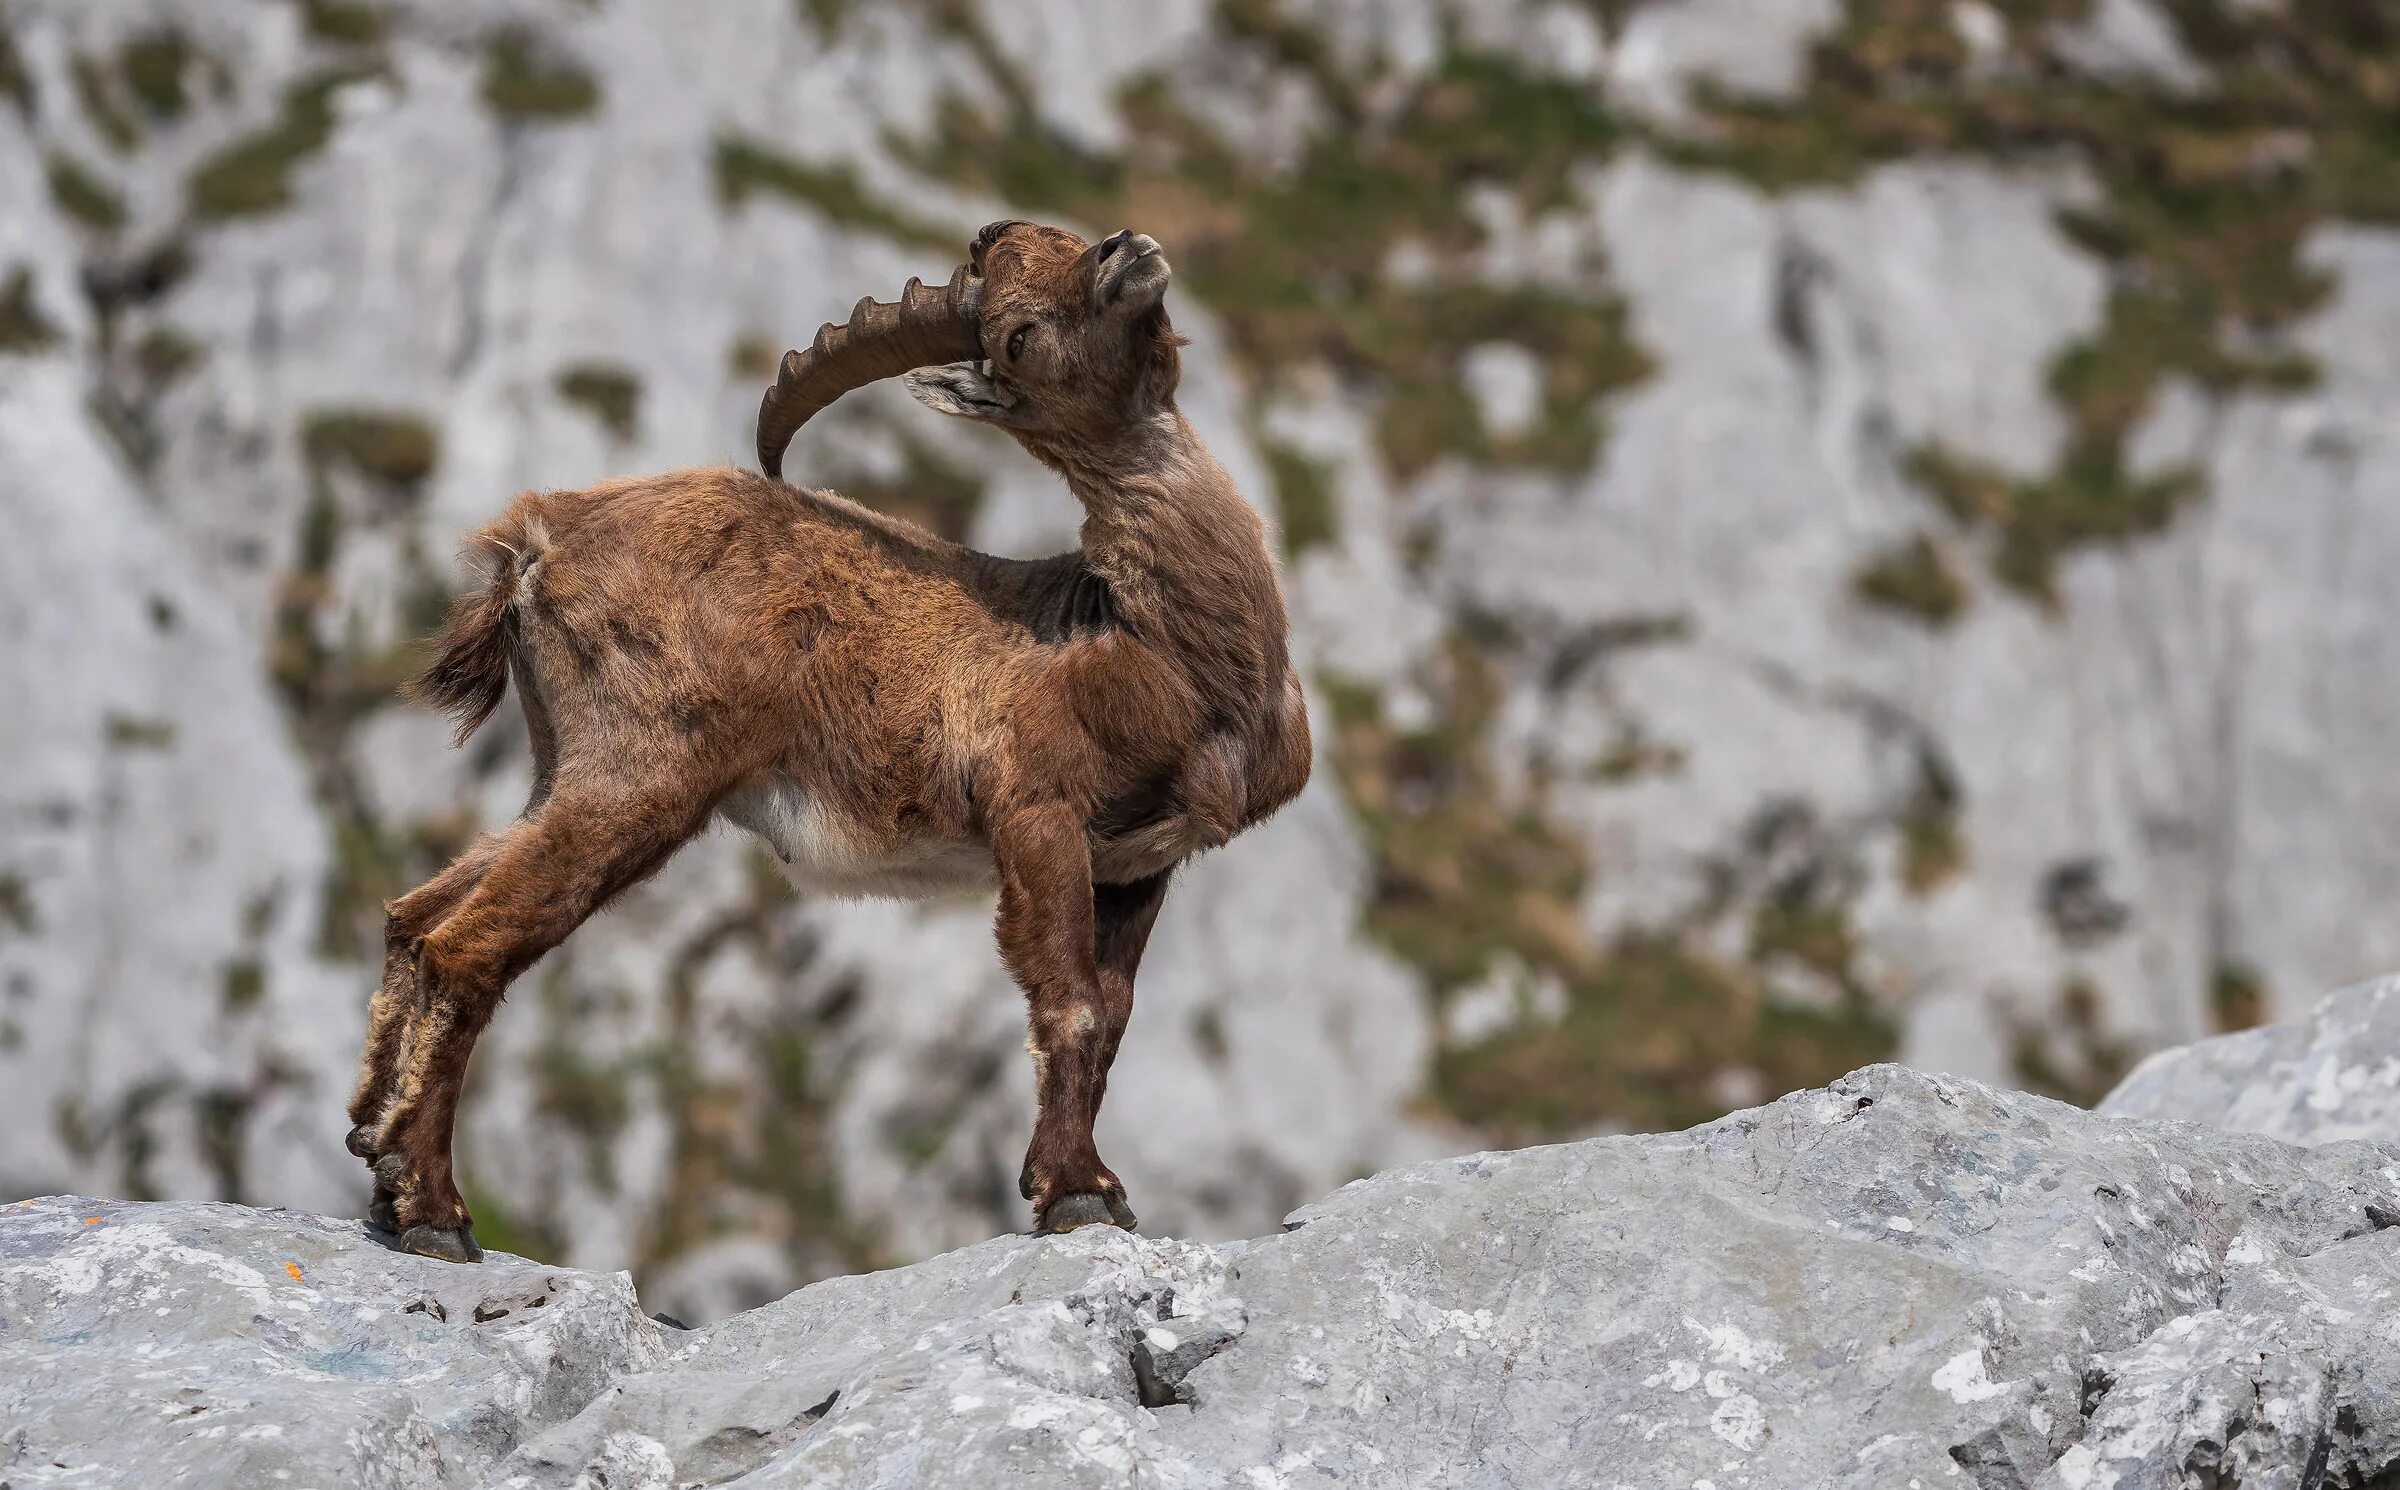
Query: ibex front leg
[[1090, 870, 1169, 1129], [993, 802, 1140, 1233]]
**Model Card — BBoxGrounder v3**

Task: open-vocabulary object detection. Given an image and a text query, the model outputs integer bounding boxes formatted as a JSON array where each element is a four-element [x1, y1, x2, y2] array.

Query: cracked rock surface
[[9, 1062, 2400, 1488], [0, 1198, 665, 1486]]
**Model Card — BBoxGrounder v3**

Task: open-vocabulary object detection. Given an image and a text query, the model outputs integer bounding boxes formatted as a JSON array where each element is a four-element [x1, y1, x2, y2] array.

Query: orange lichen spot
[[283, 1261, 305, 1284], [83, 1216, 102, 1225]]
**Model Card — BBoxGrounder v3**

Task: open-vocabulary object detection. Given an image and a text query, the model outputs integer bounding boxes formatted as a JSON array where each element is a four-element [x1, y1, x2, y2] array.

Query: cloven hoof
[[399, 1223, 485, 1264], [1040, 1192, 1136, 1234]]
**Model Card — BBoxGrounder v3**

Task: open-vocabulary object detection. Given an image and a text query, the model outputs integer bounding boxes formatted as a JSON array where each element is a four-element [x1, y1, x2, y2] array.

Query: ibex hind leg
[[347, 833, 509, 1231], [369, 774, 717, 1262], [352, 646, 558, 1233]]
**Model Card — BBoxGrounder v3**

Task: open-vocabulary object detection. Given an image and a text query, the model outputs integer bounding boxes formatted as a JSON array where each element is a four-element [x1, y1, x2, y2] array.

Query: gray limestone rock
[[0, 1196, 665, 1486], [2103, 974, 2400, 1147], [10, 1065, 2400, 1487]]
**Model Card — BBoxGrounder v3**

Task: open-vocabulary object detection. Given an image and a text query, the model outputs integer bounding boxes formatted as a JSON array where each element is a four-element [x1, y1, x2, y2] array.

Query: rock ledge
[[7, 1063, 2400, 1487]]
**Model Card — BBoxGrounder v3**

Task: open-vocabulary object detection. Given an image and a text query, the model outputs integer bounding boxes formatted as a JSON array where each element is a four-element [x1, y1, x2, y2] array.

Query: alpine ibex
[[346, 221, 1311, 1261]]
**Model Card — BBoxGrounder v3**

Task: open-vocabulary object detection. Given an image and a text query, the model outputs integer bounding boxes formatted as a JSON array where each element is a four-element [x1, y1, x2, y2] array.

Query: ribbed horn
[[757, 261, 984, 479]]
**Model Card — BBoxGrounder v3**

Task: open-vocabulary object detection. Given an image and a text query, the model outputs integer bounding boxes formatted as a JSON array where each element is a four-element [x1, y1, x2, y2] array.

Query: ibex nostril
[[1099, 229, 1133, 264]]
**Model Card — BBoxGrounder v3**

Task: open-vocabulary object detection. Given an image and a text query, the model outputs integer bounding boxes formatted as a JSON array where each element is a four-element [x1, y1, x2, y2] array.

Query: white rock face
[[2048, 0, 2210, 92], [4, 0, 2400, 1321], [0, 205, 362, 1215], [1604, 0, 1845, 124], [1415, 156, 2121, 1061]]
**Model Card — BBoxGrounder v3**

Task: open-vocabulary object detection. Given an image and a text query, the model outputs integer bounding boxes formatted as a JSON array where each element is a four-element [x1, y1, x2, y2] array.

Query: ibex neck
[[1058, 411, 1290, 715]]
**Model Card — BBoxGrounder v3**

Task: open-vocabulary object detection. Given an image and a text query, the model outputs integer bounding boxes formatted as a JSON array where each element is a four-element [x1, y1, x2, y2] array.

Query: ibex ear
[[903, 364, 1021, 425]]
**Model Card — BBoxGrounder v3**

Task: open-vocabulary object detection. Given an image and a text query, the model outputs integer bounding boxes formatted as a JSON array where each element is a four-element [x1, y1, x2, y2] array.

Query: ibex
[[345, 221, 1311, 1261]]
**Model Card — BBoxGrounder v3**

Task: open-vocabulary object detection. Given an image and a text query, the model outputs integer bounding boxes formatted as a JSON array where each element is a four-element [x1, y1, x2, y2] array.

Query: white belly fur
[[718, 781, 998, 900]]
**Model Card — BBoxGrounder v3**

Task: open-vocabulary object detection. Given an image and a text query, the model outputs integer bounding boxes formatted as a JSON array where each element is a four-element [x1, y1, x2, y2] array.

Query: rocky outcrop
[[2103, 974, 2400, 1148], [10, 1061, 2400, 1487], [0, 1198, 665, 1487]]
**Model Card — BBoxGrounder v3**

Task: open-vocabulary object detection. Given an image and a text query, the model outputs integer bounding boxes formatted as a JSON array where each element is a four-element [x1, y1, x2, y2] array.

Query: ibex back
[[346, 221, 1310, 1261]]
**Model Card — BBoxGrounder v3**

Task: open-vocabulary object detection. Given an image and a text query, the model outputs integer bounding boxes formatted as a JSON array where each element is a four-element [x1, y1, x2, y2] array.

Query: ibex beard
[[344, 221, 1311, 1262]]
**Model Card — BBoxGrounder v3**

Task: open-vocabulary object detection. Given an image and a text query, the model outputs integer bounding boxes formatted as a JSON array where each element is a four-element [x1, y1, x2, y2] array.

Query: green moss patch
[[72, 53, 141, 152], [1436, 940, 1893, 1136], [0, 11, 33, 117], [1750, 897, 1856, 982], [301, 408, 440, 490], [0, 266, 61, 354], [0, 872, 38, 934], [2209, 961, 2268, 1033], [1327, 653, 1895, 1138], [121, 28, 198, 121], [712, 134, 954, 248], [727, 333, 780, 381], [188, 67, 378, 220], [63, 29, 225, 151], [798, 0, 855, 34], [1898, 784, 1964, 896], [1190, 1005, 1230, 1064], [300, 0, 390, 48], [1905, 442, 2198, 605], [2006, 976, 2136, 1107], [1323, 664, 1586, 992], [555, 362, 642, 443], [480, 29, 599, 121], [1852, 532, 1966, 625], [219, 958, 266, 1012], [1262, 441, 1338, 559], [104, 714, 177, 750], [132, 325, 206, 386], [46, 152, 126, 235]]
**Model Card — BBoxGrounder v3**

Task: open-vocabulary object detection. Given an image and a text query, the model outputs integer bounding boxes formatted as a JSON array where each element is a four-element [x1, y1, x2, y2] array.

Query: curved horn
[[970, 219, 1026, 273], [757, 262, 984, 479]]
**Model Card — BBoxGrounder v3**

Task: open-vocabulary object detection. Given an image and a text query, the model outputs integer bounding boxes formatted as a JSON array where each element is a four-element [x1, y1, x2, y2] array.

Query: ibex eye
[[1006, 325, 1030, 360]]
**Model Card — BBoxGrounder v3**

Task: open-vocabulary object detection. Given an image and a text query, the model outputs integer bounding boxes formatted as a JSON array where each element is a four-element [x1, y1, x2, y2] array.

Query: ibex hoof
[[345, 1124, 379, 1161], [366, 1190, 399, 1236], [1039, 1192, 1135, 1235], [399, 1223, 484, 1264]]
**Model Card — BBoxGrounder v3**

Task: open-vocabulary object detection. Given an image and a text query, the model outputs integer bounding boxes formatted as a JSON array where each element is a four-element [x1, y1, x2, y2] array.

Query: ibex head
[[757, 221, 1184, 479]]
